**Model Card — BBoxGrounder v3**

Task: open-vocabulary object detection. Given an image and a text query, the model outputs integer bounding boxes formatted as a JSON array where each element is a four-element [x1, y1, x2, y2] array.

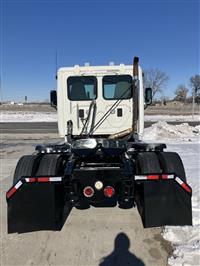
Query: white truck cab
[[51, 59, 151, 139]]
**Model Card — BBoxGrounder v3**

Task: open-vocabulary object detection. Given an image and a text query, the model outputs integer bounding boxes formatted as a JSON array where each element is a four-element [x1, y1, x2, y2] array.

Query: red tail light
[[104, 186, 115, 198], [83, 186, 94, 198]]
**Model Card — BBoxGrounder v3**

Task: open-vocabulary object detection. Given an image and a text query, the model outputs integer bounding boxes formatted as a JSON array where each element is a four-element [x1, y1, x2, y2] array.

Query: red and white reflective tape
[[25, 177, 62, 183], [25, 177, 36, 183], [162, 174, 174, 179], [6, 177, 62, 199], [135, 175, 148, 180], [48, 177, 62, 182], [37, 177, 50, 182], [134, 174, 191, 193], [135, 174, 174, 180], [6, 180, 23, 199], [175, 177, 192, 193]]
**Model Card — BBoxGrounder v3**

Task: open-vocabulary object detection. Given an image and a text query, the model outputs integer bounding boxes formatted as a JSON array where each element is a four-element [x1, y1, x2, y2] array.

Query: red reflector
[[147, 175, 159, 180], [29, 177, 36, 182], [38, 177, 50, 182], [7, 187, 17, 199], [182, 183, 192, 193], [83, 186, 94, 198], [104, 186, 115, 198]]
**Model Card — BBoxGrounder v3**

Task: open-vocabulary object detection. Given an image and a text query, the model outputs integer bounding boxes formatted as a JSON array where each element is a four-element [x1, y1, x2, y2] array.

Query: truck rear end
[[6, 57, 192, 233]]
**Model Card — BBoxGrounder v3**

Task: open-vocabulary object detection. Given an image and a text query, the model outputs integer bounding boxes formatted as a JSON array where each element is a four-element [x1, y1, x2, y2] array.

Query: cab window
[[67, 76, 97, 101], [103, 75, 132, 100]]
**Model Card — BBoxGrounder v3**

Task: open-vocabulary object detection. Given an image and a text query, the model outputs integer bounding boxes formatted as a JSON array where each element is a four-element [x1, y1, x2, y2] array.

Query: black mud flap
[[7, 178, 72, 233], [135, 179, 192, 228]]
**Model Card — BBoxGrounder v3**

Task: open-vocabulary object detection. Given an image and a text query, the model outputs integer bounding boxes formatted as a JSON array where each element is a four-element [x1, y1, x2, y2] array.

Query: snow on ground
[[0, 111, 58, 122], [145, 115, 200, 122], [143, 121, 200, 142], [143, 122, 200, 266], [163, 143, 200, 266], [0, 111, 199, 123]]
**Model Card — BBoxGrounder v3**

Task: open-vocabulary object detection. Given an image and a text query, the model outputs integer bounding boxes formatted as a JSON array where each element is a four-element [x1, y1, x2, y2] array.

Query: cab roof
[[58, 64, 135, 75]]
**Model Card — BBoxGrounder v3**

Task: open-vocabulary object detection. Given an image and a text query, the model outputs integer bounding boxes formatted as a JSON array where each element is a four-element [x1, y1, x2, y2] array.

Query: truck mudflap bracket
[[134, 174, 192, 228], [6, 176, 71, 234]]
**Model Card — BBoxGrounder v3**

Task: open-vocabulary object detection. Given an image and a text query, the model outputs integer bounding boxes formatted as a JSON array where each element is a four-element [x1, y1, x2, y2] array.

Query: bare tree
[[174, 84, 188, 102], [160, 95, 170, 105], [190, 74, 200, 117], [190, 75, 200, 92], [190, 74, 200, 102], [144, 68, 169, 99]]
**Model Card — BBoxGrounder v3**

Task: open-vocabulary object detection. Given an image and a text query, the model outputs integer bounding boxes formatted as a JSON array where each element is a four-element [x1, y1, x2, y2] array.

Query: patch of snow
[[0, 111, 57, 122], [143, 122, 200, 266], [145, 115, 200, 122], [142, 121, 200, 142], [163, 143, 200, 266], [1, 111, 199, 123], [195, 125, 200, 133]]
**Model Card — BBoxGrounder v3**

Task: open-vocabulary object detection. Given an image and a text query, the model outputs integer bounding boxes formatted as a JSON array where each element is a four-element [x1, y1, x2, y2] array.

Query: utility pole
[[192, 87, 195, 119], [0, 75, 2, 104]]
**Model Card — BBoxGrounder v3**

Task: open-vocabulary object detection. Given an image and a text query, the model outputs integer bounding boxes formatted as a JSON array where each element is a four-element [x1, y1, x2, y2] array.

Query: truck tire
[[158, 152, 186, 182], [13, 155, 39, 184], [36, 154, 64, 176], [134, 152, 162, 219], [36, 154, 66, 223], [135, 152, 162, 174]]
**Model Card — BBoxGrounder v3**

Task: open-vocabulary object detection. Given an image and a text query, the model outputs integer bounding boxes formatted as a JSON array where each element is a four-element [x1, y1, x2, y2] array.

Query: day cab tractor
[[6, 57, 192, 233]]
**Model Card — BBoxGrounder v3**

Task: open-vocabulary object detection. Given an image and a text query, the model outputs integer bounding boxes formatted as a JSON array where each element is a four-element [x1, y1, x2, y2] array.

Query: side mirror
[[145, 87, 152, 105], [50, 90, 57, 109]]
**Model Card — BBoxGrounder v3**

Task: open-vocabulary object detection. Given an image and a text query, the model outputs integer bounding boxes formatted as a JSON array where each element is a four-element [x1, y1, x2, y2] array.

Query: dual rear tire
[[135, 151, 186, 181], [13, 154, 65, 184]]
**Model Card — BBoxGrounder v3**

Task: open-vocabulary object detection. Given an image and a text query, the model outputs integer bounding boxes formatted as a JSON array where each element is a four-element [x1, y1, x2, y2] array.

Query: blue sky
[[1, 0, 199, 102]]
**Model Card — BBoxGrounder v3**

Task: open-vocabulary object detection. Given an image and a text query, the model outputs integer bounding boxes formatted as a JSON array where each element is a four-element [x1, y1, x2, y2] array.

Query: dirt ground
[[144, 104, 200, 115], [0, 133, 172, 266], [0, 103, 199, 115], [0, 104, 56, 112]]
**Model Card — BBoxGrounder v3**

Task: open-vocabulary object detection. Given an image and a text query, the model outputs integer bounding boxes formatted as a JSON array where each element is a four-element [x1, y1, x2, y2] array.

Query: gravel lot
[[0, 133, 172, 266]]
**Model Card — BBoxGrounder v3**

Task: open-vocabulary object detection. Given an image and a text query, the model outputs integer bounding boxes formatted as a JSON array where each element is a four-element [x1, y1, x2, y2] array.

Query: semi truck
[[6, 57, 192, 233]]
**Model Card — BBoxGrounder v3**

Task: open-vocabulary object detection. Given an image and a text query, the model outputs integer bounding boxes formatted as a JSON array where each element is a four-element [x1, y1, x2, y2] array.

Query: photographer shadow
[[99, 232, 145, 266]]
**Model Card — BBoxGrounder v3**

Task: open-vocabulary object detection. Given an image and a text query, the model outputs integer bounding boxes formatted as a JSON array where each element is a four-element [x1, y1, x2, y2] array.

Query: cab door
[[67, 76, 97, 135], [97, 75, 133, 134]]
